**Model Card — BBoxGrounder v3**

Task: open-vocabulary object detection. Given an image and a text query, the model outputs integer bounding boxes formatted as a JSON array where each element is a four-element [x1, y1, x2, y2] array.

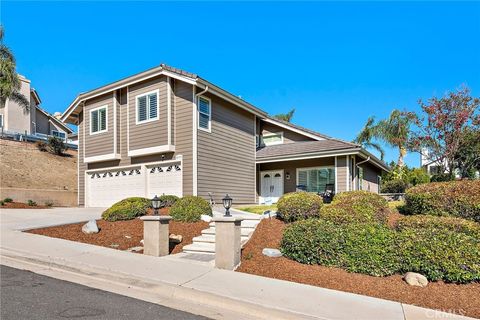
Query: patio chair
[[319, 184, 335, 203]]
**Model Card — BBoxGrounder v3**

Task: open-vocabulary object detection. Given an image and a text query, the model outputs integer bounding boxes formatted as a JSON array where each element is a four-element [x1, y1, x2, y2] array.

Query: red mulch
[[1, 202, 49, 209], [27, 208, 208, 255], [237, 218, 480, 319]]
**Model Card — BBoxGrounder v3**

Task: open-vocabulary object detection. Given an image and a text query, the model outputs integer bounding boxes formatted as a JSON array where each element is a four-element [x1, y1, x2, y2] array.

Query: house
[[61, 64, 389, 207], [0, 75, 74, 143]]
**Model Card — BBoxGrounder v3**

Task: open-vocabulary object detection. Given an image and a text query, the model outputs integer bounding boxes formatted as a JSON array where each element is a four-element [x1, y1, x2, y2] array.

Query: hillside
[[0, 140, 77, 191]]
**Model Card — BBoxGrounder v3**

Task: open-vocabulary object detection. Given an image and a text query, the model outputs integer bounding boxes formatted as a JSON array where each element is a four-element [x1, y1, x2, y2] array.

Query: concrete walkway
[[0, 208, 474, 320]]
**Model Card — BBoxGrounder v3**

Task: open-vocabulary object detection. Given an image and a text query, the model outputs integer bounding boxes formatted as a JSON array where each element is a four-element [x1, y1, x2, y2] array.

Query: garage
[[86, 161, 182, 207]]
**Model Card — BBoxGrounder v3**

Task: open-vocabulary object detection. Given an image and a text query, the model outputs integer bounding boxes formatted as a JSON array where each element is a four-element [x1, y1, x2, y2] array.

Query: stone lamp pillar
[[213, 216, 243, 270], [140, 215, 172, 257]]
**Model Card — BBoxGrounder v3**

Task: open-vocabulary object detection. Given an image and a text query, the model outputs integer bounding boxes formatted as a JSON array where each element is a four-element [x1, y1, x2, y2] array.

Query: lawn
[[236, 205, 277, 215]]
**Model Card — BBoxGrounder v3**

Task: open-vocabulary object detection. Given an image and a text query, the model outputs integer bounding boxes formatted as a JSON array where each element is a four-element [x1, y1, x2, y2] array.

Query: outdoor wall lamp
[[151, 195, 161, 215], [222, 194, 233, 217]]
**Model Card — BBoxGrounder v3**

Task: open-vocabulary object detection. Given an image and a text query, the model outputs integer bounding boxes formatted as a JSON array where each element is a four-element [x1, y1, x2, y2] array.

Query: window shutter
[[198, 97, 210, 130], [138, 96, 147, 122], [199, 98, 210, 114], [148, 93, 157, 119], [91, 111, 99, 132], [99, 108, 106, 131]]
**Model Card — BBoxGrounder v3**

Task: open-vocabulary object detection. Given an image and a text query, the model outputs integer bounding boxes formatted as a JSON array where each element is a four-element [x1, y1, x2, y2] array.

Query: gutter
[[356, 156, 371, 168]]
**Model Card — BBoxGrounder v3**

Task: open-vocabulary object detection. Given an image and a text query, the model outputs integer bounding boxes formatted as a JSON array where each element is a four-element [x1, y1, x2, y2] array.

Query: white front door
[[260, 170, 284, 204]]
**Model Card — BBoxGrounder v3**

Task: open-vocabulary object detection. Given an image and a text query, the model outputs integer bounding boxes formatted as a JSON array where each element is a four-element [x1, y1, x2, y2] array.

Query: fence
[[0, 128, 78, 150]]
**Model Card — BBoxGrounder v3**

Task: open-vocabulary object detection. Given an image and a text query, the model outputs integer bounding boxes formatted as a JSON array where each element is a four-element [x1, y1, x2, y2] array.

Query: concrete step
[[209, 220, 260, 229], [193, 234, 250, 244], [182, 242, 215, 254], [201, 227, 253, 237]]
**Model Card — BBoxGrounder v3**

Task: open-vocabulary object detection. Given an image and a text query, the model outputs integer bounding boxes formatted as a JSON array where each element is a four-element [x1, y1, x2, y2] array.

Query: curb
[[0, 248, 319, 320]]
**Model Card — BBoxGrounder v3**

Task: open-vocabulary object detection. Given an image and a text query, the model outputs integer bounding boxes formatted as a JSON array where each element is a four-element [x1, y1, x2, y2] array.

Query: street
[[0, 265, 210, 320]]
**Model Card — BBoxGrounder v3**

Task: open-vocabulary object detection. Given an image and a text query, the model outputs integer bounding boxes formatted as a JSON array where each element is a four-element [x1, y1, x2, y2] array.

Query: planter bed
[[27, 209, 208, 255], [1, 202, 49, 209], [237, 218, 480, 319]]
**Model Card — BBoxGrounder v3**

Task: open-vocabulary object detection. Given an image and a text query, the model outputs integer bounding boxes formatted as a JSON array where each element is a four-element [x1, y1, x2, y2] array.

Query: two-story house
[[61, 64, 388, 207]]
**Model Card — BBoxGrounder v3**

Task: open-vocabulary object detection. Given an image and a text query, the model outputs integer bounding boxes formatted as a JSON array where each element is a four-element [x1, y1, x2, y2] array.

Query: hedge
[[158, 195, 179, 208], [404, 180, 480, 222], [276, 192, 323, 222], [281, 219, 400, 277], [396, 215, 480, 238], [102, 197, 151, 221], [169, 196, 212, 222], [320, 191, 389, 225]]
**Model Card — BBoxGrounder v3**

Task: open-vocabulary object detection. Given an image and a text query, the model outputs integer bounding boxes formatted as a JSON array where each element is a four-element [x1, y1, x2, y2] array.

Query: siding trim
[[89, 105, 108, 135], [127, 145, 175, 157], [263, 118, 324, 141], [126, 86, 130, 152], [192, 86, 198, 195], [167, 76, 172, 145], [256, 149, 360, 163], [113, 91, 117, 154], [84, 153, 121, 163], [134, 89, 160, 125], [346, 155, 350, 191], [334, 156, 338, 192]]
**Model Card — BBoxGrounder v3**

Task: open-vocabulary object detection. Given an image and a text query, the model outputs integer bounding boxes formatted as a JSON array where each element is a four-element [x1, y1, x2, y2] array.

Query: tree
[[274, 108, 295, 122], [454, 127, 480, 179], [355, 110, 414, 166], [353, 117, 385, 160], [0, 25, 29, 111], [409, 87, 480, 177]]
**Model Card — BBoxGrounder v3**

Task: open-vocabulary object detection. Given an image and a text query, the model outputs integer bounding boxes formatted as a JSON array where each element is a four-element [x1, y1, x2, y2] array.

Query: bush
[[398, 227, 480, 283], [27, 200, 37, 206], [404, 180, 480, 222], [44, 200, 54, 207], [159, 195, 179, 208], [320, 191, 389, 225], [169, 196, 212, 222], [36, 141, 48, 152], [396, 215, 480, 238], [3, 197, 13, 203], [276, 192, 323, 222], [102, 197, 151, 222], [281, 219, 400, 277], [380, 179, 408, 193], [47, 137, 67, 155], [0, 200, 4, 206]]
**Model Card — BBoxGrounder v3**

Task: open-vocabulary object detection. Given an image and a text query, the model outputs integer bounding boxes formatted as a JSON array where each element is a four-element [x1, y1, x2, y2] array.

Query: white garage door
[[86, 161, 182, 207]]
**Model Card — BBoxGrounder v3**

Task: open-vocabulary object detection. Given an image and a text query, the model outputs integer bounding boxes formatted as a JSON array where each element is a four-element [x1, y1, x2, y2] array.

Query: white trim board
[[89, 105, 108, 135], [197, 95, 212, 133], [134, 89, 160, 125], [84, 153, 121, 164], [127, 145, 176, 157]]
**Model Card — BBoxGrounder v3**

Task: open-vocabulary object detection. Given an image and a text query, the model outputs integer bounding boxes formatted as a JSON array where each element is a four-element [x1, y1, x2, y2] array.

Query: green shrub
[[380, 179, 408, 193], [102, 197, 151, 222], [396, 215, 480, 238], [47, 137, 67, 155], [159, 195, 179, 208], [36, 141, 48, 152], [27, 200, 37, 206], [320, 191, 389, 225], [169, 196, 212, 222], [276, 192, 323, 222], [404, 180, 480, 222], [4, 197, 13, 203], [44, 200, 54, 207], [281, 219, 400, 276], [0, 200, 4, 206], [398, 227, 480, 283]]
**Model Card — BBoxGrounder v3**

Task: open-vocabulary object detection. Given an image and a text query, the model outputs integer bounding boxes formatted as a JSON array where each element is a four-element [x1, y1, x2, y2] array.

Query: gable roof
[[36, 106, 73, 134], [257, 140, 358, 160]]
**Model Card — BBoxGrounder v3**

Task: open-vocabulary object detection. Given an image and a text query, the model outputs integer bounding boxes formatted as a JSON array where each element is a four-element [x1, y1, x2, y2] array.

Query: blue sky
[[2, 1, 479, 167]]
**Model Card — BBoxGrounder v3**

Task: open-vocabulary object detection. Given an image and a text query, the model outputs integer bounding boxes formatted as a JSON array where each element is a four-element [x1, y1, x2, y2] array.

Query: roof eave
[[256, 147, 362, 163]]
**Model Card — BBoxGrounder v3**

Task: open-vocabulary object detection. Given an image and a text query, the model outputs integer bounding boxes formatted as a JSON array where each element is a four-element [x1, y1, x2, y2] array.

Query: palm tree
[[355, 110, 413, 167], [354, 117, 385, 160], [274, 108, 295, 122], [0, 26, 29, 111]]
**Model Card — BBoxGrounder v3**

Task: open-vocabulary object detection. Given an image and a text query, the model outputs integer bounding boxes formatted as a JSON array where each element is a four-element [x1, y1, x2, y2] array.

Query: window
[[52, 130, 66, 141], [262, 132, 283, 146], [297, 167, 335, 193], [136, 90, 159, 124], [0, 114, 3, 128], [358, 167, 364, 190], [90, 106, 107, 134], [198, 96, 211, 131]]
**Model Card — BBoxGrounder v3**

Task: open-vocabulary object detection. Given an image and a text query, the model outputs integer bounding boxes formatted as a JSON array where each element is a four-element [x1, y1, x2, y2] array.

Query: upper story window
[[90, 106, 107, 134], [52, 130, 66, 141], [262, 132, 283, 146], [198, 96, 211, 132], [136, 90, 159, 124]]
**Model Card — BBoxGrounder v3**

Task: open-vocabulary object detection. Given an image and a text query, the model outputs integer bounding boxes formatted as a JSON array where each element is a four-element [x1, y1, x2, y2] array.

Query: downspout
[[192, 86, 209, 196], [195, 86, 209, 99]]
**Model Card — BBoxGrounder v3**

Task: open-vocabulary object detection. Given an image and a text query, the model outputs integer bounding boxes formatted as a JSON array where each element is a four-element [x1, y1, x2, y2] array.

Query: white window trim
[[52, 130, 67, 141], [89, 105, 108, 135], [197, 96, 212, 133], [262, 131, 284, 146], [296, 165, 336, 192], [135, 89, 160, 125]]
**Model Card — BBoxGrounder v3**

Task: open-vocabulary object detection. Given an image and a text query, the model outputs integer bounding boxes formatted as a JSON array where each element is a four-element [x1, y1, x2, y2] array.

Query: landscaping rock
[[262, 248, 283, 258], [140, 239, 144, 245], [201, 215, 212, 223], [169, 234, 183, 244], [81, 220, 99, 234], [110, 244, 119, 248], [404, 272, 428, 287], [125, 246, 143, 252]]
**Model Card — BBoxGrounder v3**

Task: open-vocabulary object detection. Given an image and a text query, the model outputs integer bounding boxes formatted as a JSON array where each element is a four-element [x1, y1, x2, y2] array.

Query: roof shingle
[[256, 140, 359, 159]]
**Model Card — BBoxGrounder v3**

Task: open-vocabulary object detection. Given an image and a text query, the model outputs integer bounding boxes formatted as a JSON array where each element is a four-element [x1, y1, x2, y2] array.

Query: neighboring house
[[0, 75, 74, 143], [61, 64, 389, 207]]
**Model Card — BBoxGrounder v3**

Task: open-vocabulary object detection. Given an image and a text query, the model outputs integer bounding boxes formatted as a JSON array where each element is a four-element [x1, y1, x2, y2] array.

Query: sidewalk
[[0, 208, 475, 320]]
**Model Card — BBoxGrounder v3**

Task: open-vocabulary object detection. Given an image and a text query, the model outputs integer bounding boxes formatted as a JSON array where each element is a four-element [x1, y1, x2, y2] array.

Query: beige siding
[[84, 93, 114, 157], [336, 156, 348, 192], [359, 160, 381, 193], [261, 122, 315, 144], [34, 109, 50, 135], [128, 76, 168, 151], [174, 80, 194, 196], [197, 93, 256, 204], [259, 158, 335, 194]]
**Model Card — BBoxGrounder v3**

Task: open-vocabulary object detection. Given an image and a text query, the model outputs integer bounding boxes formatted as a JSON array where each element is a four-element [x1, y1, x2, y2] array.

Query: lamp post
[[222, 194, 233, 217], [151, 195, 161, 215]]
